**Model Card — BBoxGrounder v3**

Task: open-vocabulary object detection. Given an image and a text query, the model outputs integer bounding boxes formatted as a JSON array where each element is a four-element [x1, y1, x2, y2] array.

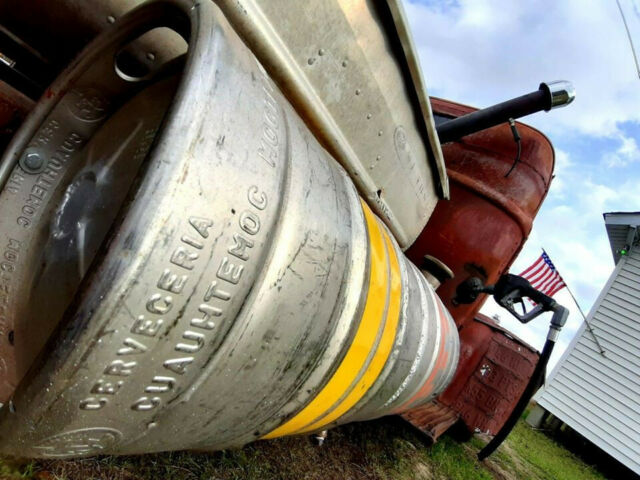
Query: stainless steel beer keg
[[0, 0, 458, 458], [0, 0, 448, 248]]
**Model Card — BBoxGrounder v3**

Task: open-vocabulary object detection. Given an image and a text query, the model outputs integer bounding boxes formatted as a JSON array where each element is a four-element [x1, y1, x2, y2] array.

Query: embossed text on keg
[[80, 185, 269, 412], [133, 215, 222, 409], [33, 119, 59, 147], [16, 130, 84, 228], [0, 238, 20, 336], [257, 64, 279, 168], [68, 88, 110, 122], [6, 120, 58, 193], [33, 427, 122, 458], [131, 186, 268, 412], [6, 172, 24, 195], [394, 126, 428, 204], [78, 215, 214, 411]]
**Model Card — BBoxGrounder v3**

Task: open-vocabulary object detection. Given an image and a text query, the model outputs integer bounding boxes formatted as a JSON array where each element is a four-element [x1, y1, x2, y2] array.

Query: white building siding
[[536, 246, 640, 474]]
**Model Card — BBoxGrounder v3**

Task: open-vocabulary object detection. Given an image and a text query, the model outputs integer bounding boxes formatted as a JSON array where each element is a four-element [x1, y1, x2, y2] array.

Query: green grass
[[504, 421, 607, 480], [423, 434, 493, 480], [0, 417, 610, 480]]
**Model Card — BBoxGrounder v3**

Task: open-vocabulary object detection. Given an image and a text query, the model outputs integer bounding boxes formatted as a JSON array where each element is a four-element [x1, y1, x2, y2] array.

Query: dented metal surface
[[0, 72, 180, 401], [0, 0, 458, 458], [1, 0, 446, 248]]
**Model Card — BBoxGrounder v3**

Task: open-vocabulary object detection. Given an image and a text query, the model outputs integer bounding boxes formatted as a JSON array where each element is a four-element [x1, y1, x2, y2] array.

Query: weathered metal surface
[[407, 98, 554, 329], [0, 0, 458, 458], [437, 314, 538, 436], [216, 0, 446, 247], [0, 0, 446, 248], [0, 71, 181, 401], [384, 0, 448, 200], [400, 401, 459, 444]]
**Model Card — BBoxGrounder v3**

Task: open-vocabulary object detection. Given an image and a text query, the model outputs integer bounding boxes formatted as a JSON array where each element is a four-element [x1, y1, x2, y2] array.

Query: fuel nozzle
[[454, 274, 568, 332], [467, 273, 569, 461]]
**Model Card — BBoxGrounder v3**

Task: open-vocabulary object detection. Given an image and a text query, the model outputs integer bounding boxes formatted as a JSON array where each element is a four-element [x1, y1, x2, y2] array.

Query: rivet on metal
[[19, 148, 46, 174]]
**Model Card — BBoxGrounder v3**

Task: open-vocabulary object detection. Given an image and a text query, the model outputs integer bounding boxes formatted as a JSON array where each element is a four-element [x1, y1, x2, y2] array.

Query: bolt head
[[19, 149, 46, 173]]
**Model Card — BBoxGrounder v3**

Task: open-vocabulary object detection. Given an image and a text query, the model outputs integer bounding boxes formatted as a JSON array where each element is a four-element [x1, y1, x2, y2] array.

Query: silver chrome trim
[[541, 80, 576, 109]]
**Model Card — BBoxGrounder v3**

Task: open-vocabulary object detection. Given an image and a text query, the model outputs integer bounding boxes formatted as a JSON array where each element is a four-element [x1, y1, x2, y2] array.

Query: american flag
[[519, 251, 566, 298]]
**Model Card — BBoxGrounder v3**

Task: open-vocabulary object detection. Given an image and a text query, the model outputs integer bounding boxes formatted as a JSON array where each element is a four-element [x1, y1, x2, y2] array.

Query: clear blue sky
[[403, 0, 640, 368]]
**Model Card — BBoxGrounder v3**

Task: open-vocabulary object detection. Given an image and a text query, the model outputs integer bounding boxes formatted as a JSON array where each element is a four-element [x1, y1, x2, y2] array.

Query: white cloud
[[405, 0, 640, 138], [548, 148, 573, 198], [603, 135, 640, 166]]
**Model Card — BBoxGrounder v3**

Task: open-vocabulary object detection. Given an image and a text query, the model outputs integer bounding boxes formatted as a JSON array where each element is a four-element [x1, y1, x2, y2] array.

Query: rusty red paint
[[404, 99, 553, 439], [439, 314, 538, 436], [407, 97, 554, 329], [403, 315, 539, 440], [400, 401, 459, 444]]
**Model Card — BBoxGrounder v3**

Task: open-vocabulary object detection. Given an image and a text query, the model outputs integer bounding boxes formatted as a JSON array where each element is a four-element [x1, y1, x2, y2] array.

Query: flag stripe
[[544, 278, 563, 295], [522, 261, 547, 281], [532, 271, 556, 290], [518, 251, 566, 300], [539, 272, 560, 292], [531, 269, 554, 288], [520, 257, 545, 277], [548, 282, 566, 297], [528, 268, 547, 284]]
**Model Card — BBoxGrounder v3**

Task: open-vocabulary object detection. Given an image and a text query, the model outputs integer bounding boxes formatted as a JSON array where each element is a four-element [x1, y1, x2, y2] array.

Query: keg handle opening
[[0, 0, 200, 192]]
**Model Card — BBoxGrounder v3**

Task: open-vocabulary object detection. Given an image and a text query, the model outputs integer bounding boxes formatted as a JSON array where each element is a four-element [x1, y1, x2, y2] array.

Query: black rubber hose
[[477, 336, 555, 461], [504, 119, 522, 178], [436, 88, 549, 144]]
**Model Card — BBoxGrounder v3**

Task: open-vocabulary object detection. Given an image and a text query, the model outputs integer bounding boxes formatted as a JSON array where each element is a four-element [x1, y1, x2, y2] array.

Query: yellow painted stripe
[[263, 201, 391, 439], [296, 220, 402, 433]]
